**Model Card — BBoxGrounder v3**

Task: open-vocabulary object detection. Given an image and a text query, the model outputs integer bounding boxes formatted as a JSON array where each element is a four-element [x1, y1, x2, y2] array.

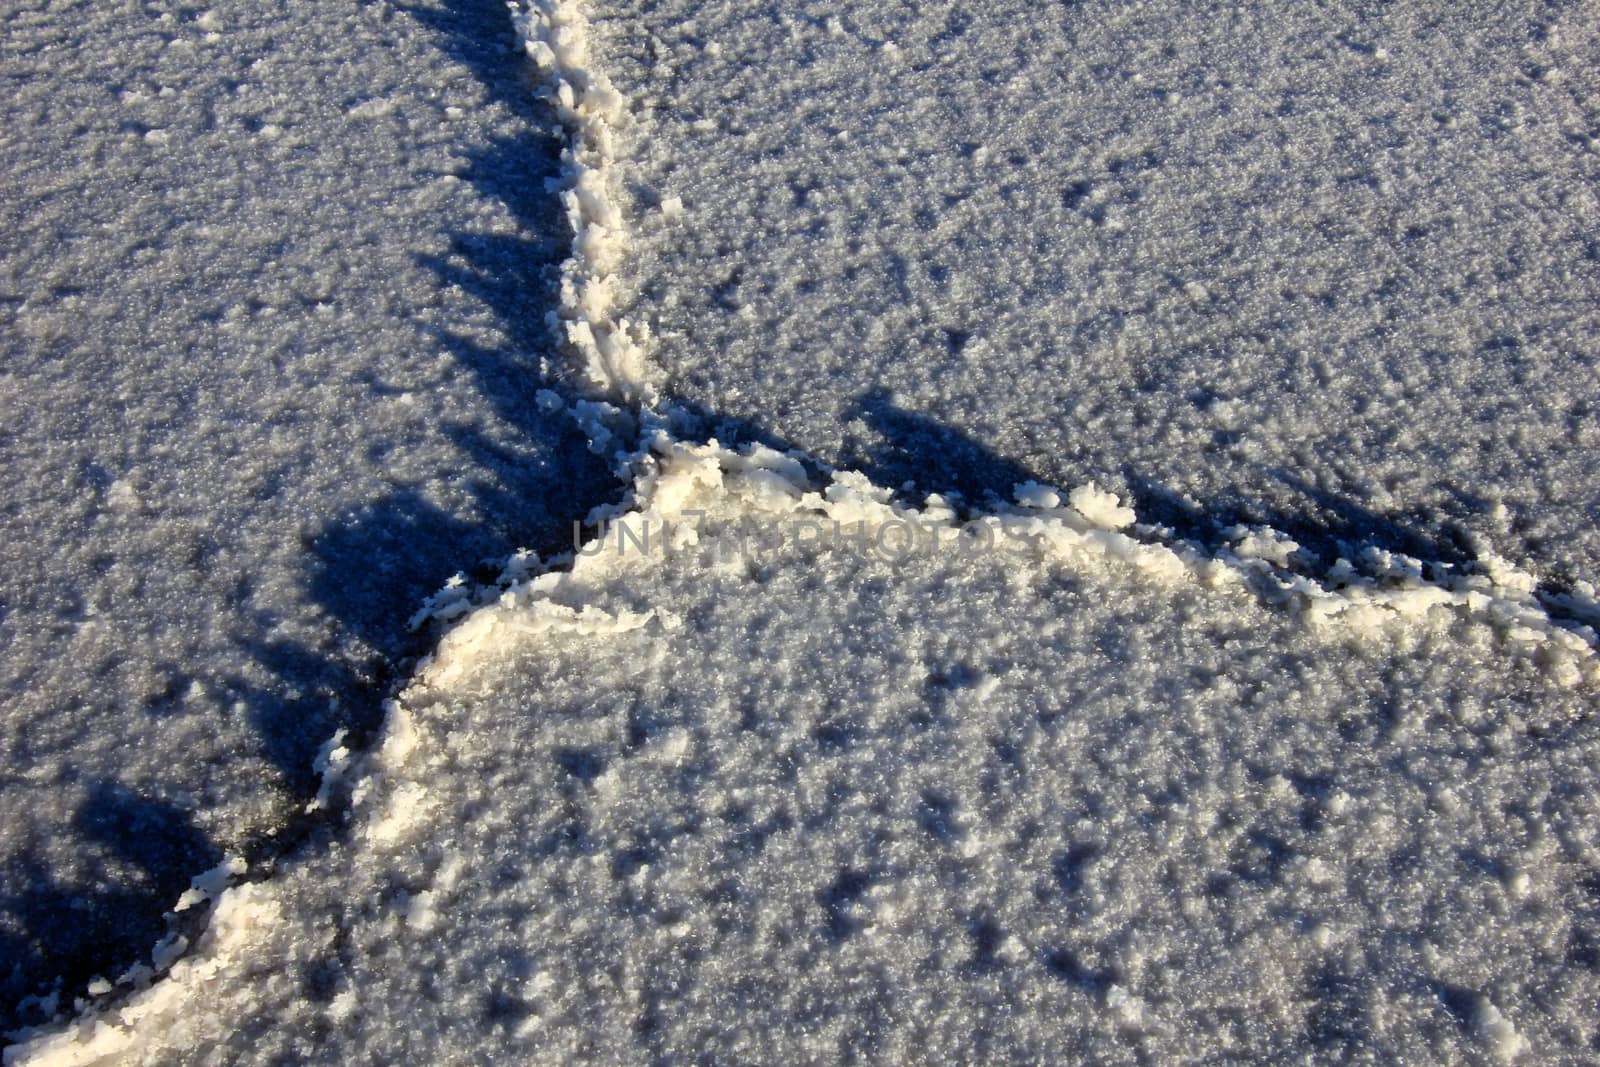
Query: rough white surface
[[12, 438, 1600, 1065], [8, 0, 1600, 1062]]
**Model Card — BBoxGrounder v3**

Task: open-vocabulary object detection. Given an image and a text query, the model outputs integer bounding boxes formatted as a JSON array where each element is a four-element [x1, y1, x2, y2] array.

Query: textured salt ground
[[9, 0, 1600, 1060], [599, 0, 1600, 583], [0, 0, 614, 1028], [11, 447, 1599, 1065]]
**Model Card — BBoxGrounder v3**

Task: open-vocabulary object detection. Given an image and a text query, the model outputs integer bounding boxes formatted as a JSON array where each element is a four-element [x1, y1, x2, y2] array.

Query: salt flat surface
[[0, 0, 611, 1027], [7, 0, 1600, 1061], [13, 439, 1599, 1065], [601, 0, 1600, 580]]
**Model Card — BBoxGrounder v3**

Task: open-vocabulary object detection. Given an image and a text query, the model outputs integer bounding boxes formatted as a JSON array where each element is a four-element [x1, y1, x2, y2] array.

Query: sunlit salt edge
[[8, 420, 1596, 1064], [420, 427, 1600, 695], [512, 0, 653, 404]]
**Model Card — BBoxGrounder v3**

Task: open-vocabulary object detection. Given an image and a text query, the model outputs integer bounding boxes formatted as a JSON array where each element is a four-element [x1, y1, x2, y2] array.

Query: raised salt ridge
[[512, 0, 653, 403]]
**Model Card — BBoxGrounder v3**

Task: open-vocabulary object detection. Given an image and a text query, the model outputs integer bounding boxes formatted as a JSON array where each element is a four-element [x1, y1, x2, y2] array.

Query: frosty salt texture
[[13, 435, 1600, 1065], [10, 1, 1600, 1064]]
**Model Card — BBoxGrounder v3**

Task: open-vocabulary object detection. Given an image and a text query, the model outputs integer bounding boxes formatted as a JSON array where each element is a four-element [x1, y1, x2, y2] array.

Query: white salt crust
[[11, 3, 1597, 1064], [512, 0, 653, 403], [12, 432, 1598, 1066]]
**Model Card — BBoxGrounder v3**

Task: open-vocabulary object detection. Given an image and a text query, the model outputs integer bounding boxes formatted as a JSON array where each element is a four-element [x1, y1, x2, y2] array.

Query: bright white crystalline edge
[[510, 0, 652, 405], [7, 1, 1596, 1063]]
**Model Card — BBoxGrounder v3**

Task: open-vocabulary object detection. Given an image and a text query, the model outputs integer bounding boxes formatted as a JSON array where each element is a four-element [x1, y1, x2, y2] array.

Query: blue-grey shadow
[[1, 787, 223, 1032], [847, 387, 1480, 575]]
